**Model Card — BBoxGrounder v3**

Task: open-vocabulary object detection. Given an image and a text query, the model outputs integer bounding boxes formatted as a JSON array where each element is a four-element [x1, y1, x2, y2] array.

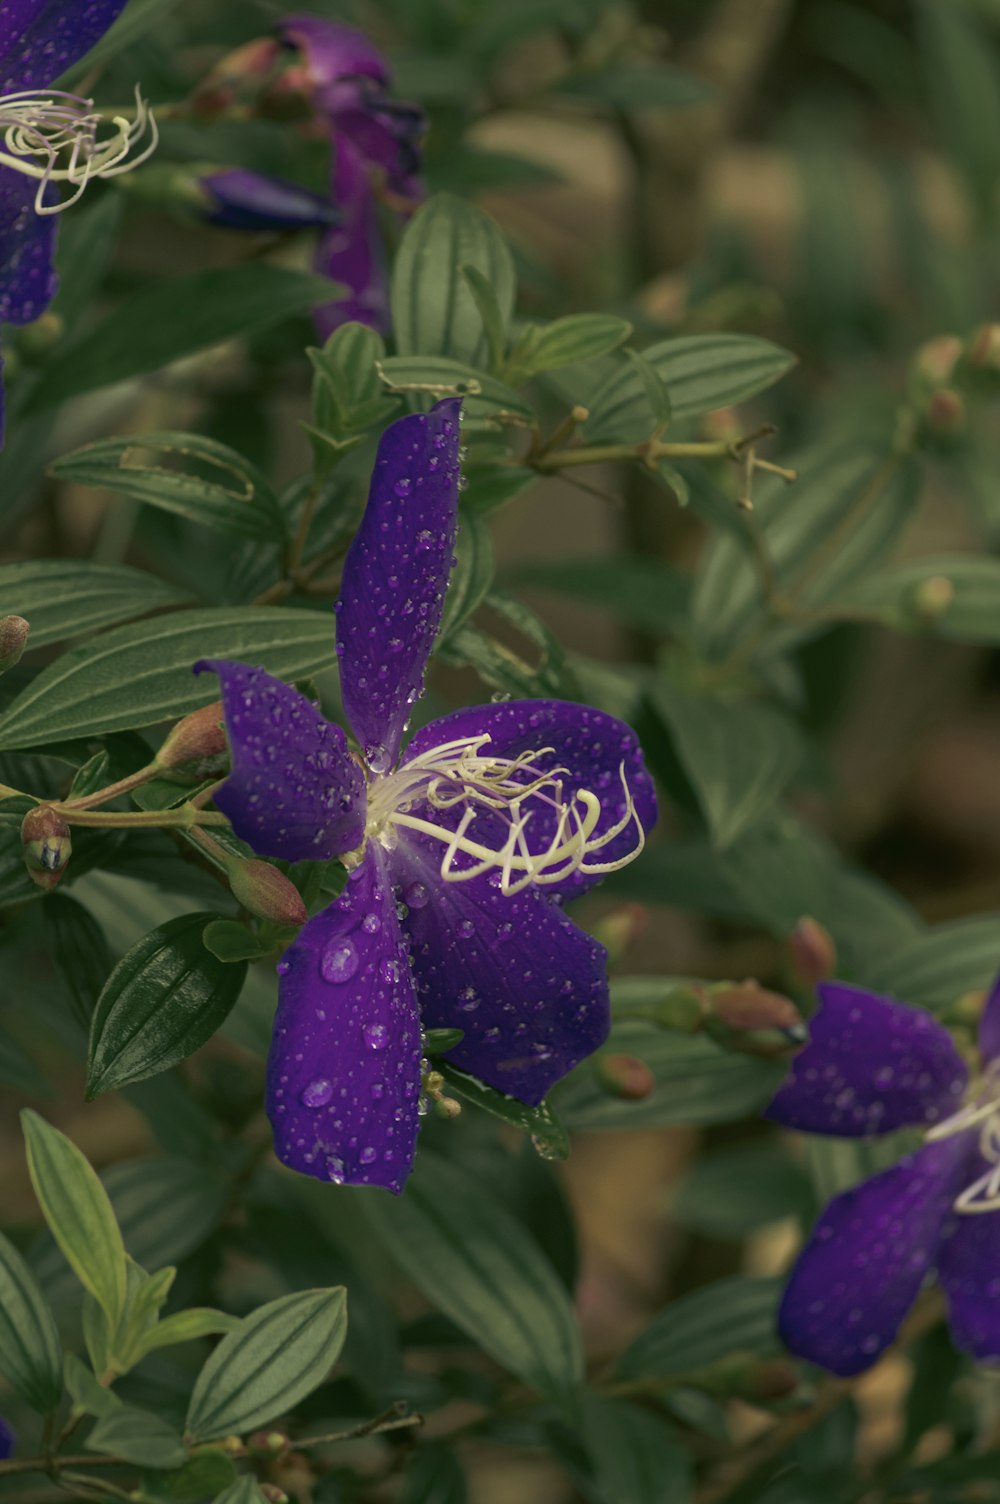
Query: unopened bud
[[259, 1488, 289, 1504], [596, 1053, 656, 1100], [156, 701, 228, 772], [924, 388, 966, 435], [192, 36, 281, 115], [220, 1435, 245, 1457], [704, 980, 806, 1057], [909, 574, 954, 625], [247, 1431, 289, 1459], [912, 334, 962, 387], [434, 1095, 462, 1119], [16, 311, 63, 360], [787, 917, 836, 991], [0, 615, 29, 671], [21, 806, 71, 889], [968, 323, 1000, 371], [228, 859, 307, 926], [741, 1358, 801, 1402], [589, 903, 647, 964], [701, 406, 742, 443]]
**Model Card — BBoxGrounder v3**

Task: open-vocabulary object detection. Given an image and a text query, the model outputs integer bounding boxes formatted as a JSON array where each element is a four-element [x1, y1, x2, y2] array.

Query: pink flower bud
[[156, 702, 228, 771], [0, 615, 29, 672], [21, 806, 71, 889], [228, 859, 307, 926], [924, 388, 966, 435], [787, 916, 836, 990], [704, 980, 805, 1057], [596, 1053, 656, 1100], [968, 323, 1000, 371], [247, 1431, 289, 1458]]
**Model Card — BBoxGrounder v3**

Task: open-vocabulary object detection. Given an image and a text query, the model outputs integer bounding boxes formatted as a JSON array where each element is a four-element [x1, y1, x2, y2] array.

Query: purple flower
[[765, 979, 1000, 1375], [276, 14, 425, 336], [0, 1416, 13, 1459], [0, 0, 156, 439], [198, 167, 340, 233], [195, 400, 656, 1192]]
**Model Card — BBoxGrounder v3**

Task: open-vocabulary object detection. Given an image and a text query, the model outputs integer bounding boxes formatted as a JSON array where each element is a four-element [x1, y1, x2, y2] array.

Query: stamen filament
[[0, 85, 157, 213]]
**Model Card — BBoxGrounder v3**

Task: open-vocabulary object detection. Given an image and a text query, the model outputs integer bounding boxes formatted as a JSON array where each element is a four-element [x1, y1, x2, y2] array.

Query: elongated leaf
[[185, 1287, 347, 1442], [378, 355, 532, 417], [102, 1157, 230, 1269], [0, 1229, 63, 1412], [440, 592, 579, 700], [0, 606, 336, 750], [836, 555, 1000, 643], [509, 315, 632, 376], [437, 1064, 570, 1161], [650, 682, 803, 849], [585, 334, 796, 442], [21, 1110, 127, 1326], [438, 511, 495, 643], [863, 916, 1000, 1008], [87, 1406, 188, 1469], [365, 1150, 583, 1404], [505, 557, 689, 638], [671, 1142, 812, 1239], [50, 433, 285, 543], [580, 1395, 692, 1504], [30, 268, 338, 409], [44, 895, 114, 1030], [391, 194, 517, 368], [617, 1277, 783, 1379], [88, 914, 247, 1097], [0, 561, 191, 649], [139, 1307, 241, 1356]]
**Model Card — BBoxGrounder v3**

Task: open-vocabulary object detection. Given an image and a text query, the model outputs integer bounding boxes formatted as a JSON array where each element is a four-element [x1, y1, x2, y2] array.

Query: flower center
[[361, 732, 645, 895], [0, 87, 157, 213], [925, 1061, 1000, 1214]]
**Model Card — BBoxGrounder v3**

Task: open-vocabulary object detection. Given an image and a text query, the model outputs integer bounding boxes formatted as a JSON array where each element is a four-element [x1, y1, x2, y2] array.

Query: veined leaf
[[617, 1276, 783, 1379], [0, 561, 191, 649], [0, 1230, 64, 1412]]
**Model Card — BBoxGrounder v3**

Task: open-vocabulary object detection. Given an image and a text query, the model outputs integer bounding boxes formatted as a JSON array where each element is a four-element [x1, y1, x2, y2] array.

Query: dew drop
[[366, 742, 391, 774], [361, 912, 381, 934], [458, 919, 475, 939], [364, 1022, 390, 1050], [276, 958, 291, 976], [405, 881, 429, 909], [301, 1078, 334, 1108], [321, 938, 359, 984], [360, 1145, 377, 1164]]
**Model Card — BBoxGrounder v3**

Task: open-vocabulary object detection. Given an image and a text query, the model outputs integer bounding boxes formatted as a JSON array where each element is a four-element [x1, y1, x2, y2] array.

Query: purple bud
[[199, 168, 340, 232], [0, 1417, 14, 1459]]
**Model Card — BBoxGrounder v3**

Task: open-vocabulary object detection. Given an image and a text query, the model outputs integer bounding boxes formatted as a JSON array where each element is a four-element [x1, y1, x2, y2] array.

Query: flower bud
[[703, 980, 806, 1057], [924, 388, 966, 436], [701, 406, 742, 443], [0, 615, 29, 672], [596, 1053, 656, 1100], [247, 1431, 289, 1459], [908, 573, 954, 626], [156, 702, 228, 772], [228, 859, 307, 926], [588, 903, 646, 964], [968, 323, 1000, 372], [21, 806, 71, 889], [198, 167, 339, 232], [912, 334, 962, 387], [740, 1358, 801, 1403], [259, 1488, 289, 1504], [192, 36, 282, 116], [787, 916, 836, 991]]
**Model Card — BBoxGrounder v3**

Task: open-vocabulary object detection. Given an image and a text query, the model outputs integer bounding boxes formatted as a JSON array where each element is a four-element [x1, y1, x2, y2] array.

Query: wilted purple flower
[[0, 0, 156, 438], [197, 167, 340, 233], [276, 13, 425, 335], [196, 399, 656, 1192], [765, 979, 1000, 1375]]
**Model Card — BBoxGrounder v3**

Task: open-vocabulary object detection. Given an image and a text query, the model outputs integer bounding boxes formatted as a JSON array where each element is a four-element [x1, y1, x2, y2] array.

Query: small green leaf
[[365, 1150, 583, 1405], [438, 1064, 570, 1161], [138, 1307, 241, 1356], [508, 314, 633, 378], [86, 1405, 188, 1469], [391, 194, 517, 368], [185, 1287, 348, 1442], [462, 264, 507, 373], [30, 267, 340, 409], [21, 1109, 127, 1327], [438, 510, 496, 644], [211, 1478, 268, 1504], [309, 321, 396, 440], [87, 914, 248, 1097], [64, 1353, 120, 1419], [0, 606, 336, 750], [378, 355, 532, 417], [0, 560, 191, 649], [202, 919, 269, 964], [44, 895, 114, 1030], [0, 1229, 64, 1412], [50, 433, 285, 543], [617, 1276, 783, 1380]]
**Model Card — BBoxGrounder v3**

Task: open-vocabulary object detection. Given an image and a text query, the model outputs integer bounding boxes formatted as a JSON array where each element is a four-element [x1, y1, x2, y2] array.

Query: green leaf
[[212, 1478, 268, 1504], [64, 1353, 120, 1419], [0, 606, 337, 750], [87, 1405, 188, 1469], [440, 592, 580, 700], [365, 1149, 583, 1405], [559, 64, 711, 110], [863, 915, 1000, 1008], [462, 264, 507, 373], [463, 464, 537, 515], [508, 314, 632, 377], [650, 681, 803, 848], [0, 1229, 64, 1412], [138, 1306, 241, 1356], [917, 0, 1000, 212], [30, 268, 339, 409], [585, 334, 796, 442], [438, 510, 495, 643], [505, 556, 689, 638], [50, 433, 285, 543], [378, 355, 532, 417], [102, 1156, 230, 1270], [44, 895, 114, 1030], [579, 1394, 692, 1504], [185, 1287, 348, 1442], [21, 1109, 127, 1327], [309, 321, 396, 439], [437, 1063, 570, 1161], [87, 914, 248, 1097], [202, 919, 269, 964], [836, 555, 1000, 643], [671, 1141, 812, 1239], [0, 560, 191, 649], [391, 194, 517, 368], [617, 1276, 783, 1379]]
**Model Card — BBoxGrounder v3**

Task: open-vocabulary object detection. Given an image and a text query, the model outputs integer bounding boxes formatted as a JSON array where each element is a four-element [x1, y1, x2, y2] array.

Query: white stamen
[[0, 85, 157, 214], [925, 1065, 1000, 1214], [364, 732, 646, 896]]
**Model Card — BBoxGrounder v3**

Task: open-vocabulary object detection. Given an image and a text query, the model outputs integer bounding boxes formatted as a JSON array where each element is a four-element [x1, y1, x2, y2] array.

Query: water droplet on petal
[[321, 938, 359, 984], [276, 958, 291, 976], [361, 912, 381, 934], [366, 743, 391, 774], [360, 1145, 377, 1164], [458, 919, 475, 939], [405, 882, 429, 909], [302, 1078, 334, 1108], [364, 1022, 390, 1050]]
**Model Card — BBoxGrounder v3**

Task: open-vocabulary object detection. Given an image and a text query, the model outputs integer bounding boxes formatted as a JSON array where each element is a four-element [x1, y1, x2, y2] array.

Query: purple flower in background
[[765, 979, 1000, 1375], [198, 167, 340, 233], [0, 1416, 13, 1459], [196, 399, 656, 1192], [0, 0, 156, 438], [276, 13, 425, 336]]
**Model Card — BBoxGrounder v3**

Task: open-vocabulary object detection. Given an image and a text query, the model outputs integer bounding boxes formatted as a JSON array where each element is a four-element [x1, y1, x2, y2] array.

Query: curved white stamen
[[925, 1066, 1000, 1214], [0, 86, 157, 214], [364, 732, 646, 896]]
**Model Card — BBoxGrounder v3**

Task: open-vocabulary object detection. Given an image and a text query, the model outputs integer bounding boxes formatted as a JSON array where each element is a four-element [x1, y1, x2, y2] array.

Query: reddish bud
[[247, 1431, 289, 1459], [596, 1053, 656, 1100], [787, 916, 836, 990], [228, 859, 307, 926], [924, 388, 966, 435], [259, 1488, 289, 1504], [0, 614, 29, 672], [704, 980, 806, 1057], [742, 1359, 801, 1402], [912, 334, 962, 387], [192, 37, 281, 115], [700, 406, 742, 443], [969, 323, 1000, 371], [21, 805, 71, 889], [156, 701, 228, 772]]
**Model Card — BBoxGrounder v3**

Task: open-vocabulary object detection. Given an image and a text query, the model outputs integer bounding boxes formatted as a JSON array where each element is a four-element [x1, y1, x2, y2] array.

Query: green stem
[[296, 1406, 422, 1451], [51, 804, 228, 831], [61, 763, 160, 812]]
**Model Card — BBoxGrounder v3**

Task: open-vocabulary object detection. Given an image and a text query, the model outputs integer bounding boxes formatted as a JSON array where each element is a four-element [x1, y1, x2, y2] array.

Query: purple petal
[[0, 0, 127, 90], [194, 659, 366, 863], [779, 1138, 965, 1376], [0, 1417, 13, 1460], [978, 973, 1000, 1067], [313, 136, 389, 337], [336, 399, 462, 772], [0, 166, 58, 325], [765, 982, 968, 1137], [267, 847, 422, 1191], [938, 1145, 1000, 1361], [404, 700, 658, 902], [279, 13, 391, 93], [199, 168, 340, 232], [389, 833, 610, 1105], [331, 101, 426, 198]]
